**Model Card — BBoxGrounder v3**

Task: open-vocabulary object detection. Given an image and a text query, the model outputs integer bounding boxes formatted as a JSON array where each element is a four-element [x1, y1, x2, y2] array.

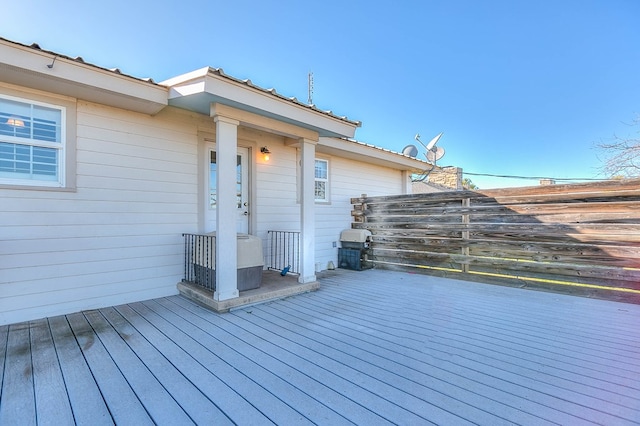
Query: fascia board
[[167, 80, 207, 98], [203, 73, 357, 138], [0, 41, 167, 114], [159, 67, 210, 87], [165, 69, 357, 138], [318, 137, 432, 171]]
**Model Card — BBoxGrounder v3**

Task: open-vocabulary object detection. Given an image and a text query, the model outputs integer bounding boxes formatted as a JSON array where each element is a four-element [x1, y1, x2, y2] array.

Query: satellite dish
[[415, 132, 443, 150], [425, 132, 443, 151], [426, 146, 445, 163], [415, 132, 446, 164], [402, 144, 419, 157]]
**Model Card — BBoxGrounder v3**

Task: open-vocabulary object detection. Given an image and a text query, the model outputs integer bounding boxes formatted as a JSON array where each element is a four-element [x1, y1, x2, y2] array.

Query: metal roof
[[3, 37, 359, 127], [2, 36, 433, 170], [0, 37, 159, 84], [205, 67, 360, 127]]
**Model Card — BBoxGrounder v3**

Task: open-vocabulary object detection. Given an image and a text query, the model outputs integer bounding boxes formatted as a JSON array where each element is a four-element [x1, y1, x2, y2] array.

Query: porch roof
[[2, 269, 639, 424], [160, 67, 361, 139]]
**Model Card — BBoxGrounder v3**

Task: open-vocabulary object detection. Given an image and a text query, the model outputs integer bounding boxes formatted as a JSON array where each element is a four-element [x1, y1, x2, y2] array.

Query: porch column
[[299, 138, 317, 283], [213, 114, 239, 300], [401, 170, 412, 194]]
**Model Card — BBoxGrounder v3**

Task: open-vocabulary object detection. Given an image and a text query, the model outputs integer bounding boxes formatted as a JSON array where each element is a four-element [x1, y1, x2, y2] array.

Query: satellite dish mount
[[415, 132, 445, 165]]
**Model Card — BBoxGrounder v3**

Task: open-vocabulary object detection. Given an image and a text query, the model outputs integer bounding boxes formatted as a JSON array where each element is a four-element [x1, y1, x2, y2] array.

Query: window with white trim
[[0, 95, 65, 186], [314, 158, 329, 202]]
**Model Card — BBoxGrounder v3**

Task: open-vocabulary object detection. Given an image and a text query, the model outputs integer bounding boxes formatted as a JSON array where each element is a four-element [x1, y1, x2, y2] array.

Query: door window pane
[[210, 151, 243, 208]]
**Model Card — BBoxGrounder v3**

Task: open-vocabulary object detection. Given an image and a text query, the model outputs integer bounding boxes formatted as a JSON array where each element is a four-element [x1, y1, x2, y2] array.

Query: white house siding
[[1, 88, 411, 325], [253, 136, 301, 236], [0, 101, 200, 325], [252, 139, 301, 270], [315, 155, 404, 270], [249, 143, 405, 272]]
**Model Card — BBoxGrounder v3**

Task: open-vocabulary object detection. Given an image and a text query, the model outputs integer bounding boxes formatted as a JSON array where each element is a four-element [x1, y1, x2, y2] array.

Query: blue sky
[[3, 0, 639, 188]]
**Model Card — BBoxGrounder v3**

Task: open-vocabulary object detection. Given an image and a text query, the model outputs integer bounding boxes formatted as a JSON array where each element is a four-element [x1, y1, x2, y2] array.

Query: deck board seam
[[160, 296, 384, 425]]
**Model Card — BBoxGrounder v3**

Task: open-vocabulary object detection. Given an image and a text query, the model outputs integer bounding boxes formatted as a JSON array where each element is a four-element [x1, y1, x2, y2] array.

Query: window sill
[[0, 183, 76, 192]]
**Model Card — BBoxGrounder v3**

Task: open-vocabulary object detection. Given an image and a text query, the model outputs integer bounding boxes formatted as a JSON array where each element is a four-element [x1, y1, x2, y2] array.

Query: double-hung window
[[0, 95, 65, 187], [314, 159, 329, 202]]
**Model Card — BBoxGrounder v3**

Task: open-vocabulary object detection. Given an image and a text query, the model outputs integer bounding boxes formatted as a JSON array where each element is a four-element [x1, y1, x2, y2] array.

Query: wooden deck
[[1, 269, 639, 425]]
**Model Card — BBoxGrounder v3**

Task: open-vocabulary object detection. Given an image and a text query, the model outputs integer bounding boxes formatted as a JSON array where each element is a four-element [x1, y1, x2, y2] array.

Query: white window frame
[[0, 94, 66, 187], [314, 158, 330, 203]]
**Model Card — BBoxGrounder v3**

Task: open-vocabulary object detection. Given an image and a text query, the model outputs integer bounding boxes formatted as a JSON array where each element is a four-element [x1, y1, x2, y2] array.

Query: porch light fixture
[[260, 146, 271, 161], [6, 117, 25, 127]]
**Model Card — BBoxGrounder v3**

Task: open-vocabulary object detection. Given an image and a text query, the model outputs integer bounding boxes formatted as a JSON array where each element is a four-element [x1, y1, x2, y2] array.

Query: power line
[[460, 170, 608, 182]]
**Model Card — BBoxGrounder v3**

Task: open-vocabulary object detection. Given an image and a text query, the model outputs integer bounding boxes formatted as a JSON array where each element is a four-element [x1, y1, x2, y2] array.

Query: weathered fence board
[[351, 179, 640, 302]]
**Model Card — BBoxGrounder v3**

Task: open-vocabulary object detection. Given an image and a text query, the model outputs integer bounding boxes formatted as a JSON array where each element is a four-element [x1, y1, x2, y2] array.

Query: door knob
[[243, 211, 249, 216]]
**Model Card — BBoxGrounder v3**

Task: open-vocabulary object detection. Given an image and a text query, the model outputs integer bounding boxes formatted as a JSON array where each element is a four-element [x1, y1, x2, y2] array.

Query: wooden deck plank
[[311, 270, 640, 424], [153, 297, 359, 426], [139, 298, 317, 426], [47, 315, 113, 425], [82, 309, 195, 425], [99, 306, 232, 426], [338, 270, 640, 339], [168, 298, 472, 426], [164, 296, 395, 426], [312, 280, 640, 393], [29, 318, 75, 425], [1, 269, 639, 425], [276, 283, 635, 423], [120, 301, 275, 425], [65, 312, 154, 425], [231, 305, 522, 425], [243, 301, 556, 425], [261, 294, 580, 425], [0, 322, 36, 426], [348, 276, 640, 353], [326, 274, 640, 396], [112, 303, 242, 425], [321, 271, 640, 362]]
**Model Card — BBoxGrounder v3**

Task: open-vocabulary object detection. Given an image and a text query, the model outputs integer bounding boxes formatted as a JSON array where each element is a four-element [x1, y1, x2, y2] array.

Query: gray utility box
[[193, 233, 264, 291]]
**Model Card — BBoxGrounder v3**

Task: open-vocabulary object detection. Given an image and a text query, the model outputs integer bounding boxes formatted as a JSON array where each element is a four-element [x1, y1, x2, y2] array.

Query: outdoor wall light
[[260, 146, 271, 161]]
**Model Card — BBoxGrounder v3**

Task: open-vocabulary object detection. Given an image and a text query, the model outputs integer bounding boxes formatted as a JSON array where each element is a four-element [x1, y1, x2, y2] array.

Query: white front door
[[206, 145, 250, 233]]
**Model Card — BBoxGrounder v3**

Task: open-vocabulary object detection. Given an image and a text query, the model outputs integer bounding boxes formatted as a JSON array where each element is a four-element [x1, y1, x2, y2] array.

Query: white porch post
[[299, 138, 317, 283], [401, 170, 413, 194], [213, 114, 239, 300]]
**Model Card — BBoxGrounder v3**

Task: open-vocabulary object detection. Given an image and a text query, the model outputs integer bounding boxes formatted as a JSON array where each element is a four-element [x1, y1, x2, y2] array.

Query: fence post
[[351, 194, 368, 223], [461, 197, 470, 274]]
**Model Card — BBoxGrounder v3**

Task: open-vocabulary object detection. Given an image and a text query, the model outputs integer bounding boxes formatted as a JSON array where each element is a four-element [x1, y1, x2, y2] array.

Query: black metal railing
[[267, 231, 300, 275], [182, 233, 216, 291]]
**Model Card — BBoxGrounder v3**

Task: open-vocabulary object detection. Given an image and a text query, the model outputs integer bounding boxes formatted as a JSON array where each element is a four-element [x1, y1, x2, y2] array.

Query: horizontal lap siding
[[315, 157, 403, 269], [252, 145, 406, 270], [255, 140, 301, 258], [0, 103, 199, 325]]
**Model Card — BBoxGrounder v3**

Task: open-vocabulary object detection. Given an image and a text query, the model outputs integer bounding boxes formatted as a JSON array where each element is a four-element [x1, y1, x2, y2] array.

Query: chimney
[[428, 167, 463, 190]]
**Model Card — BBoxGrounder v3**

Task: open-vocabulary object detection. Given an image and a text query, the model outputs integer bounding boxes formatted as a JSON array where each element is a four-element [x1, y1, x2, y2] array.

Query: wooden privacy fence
[[351, 179, 640, 303]]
